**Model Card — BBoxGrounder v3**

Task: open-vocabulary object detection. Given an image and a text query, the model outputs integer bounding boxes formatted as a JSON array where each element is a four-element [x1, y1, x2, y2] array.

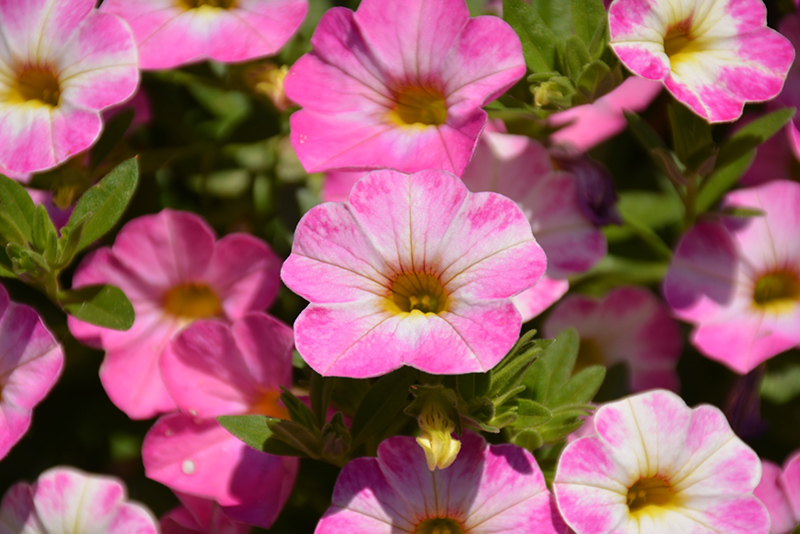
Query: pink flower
[[609, 0, 794, 122], [143, 313, 298, 529], [284, 0, 525, 176], [0, 466, 158, 534], [281, 169, 546, 378], [316, 431, 562, 534], [161, 494, 250, 534], [755, 451, 800, 534], [0, 283, 64, 460], [544, 287, 682, 392], [68, 209, 281, 419], [461, 128, 606, 321], [0, 0, 139, 174], [101, 0, 308, 70], [663, 180, 800, 374], [554, 389, 769, 534]]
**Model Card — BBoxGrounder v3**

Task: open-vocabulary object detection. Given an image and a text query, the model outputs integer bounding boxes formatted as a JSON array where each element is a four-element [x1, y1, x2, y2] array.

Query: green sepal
[[320, 412, 352, 461], [405, 384, 462, 435], [59, 284, 135, 330], [267, 418, 322, 459], [310, 372, 335, 428], [279, 387, 319, 431], [488, 330, 552, 401], [31, 204, 58, 266]]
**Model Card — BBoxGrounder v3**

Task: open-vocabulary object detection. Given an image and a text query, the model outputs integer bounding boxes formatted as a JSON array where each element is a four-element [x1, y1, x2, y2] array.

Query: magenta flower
[[0, 0, 139, 174], [544, 287, 682, 392], [0, 467, 158, 534], [609, 0, 794, 122], [316, 431, 562, 534], [0, 284, 64, 460], [755, 451, 800, 534], [282, 169, 546, 378], [68, 209, 281, 419], [101, 0, 308, 70], [143, 313, 298, 529], [161, 493, 250, 534], [461, 127, 606, 321], [664, 180, 800, 374], [554, 389, 769, 534], [284, 0, 525, 176]]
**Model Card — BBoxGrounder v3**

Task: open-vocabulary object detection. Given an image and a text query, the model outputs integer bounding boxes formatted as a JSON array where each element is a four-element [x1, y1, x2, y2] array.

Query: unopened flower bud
[[246, 63, 292, 111], [416, 405, 461, 471]]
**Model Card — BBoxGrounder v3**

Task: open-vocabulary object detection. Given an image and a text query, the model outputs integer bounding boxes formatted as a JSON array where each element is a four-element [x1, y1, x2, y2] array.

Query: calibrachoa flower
[[281, 169, 547, 377], [554, 389, 769, 534], [143, 313, 298, 529], [285, 0, 525, 176], [544, 287, 682, 392], [0, 466, 158, 534], [608, 0, 794, 122], [0, 0, 139, 174], [755, 451, 800, 534], [101, 0, 308, 70], [316, 431, 562, 534], [664, 180, 800, 374], [161, 493, 250, 534], [461, 127, 606, 321], [0, 284, 64, 460], [68, 209, 281, 419]]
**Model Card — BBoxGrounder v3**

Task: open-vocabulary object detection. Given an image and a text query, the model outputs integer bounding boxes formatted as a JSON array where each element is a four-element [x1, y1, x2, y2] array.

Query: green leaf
[[668, 103, 714, 170], [523, 328, 579, 404], [570, 0, 607, 46], [65, 158, 139, 253], [761, 364, 800, 405], [217, 414, 306, 456], [587, 20, 609, 59], [625, 111, 670, 155], [716, 107, 795, 170], [59, 284, 135, 330], [0, 211, 29, 249], [512, 429, 544, 451], [456, 373, 476, 402], [696, 150, 757, 213], [538, 415, 586, 443], [0, 248, 14, 278], [565, 35, 591, 81], [515, 399, 554, 427], [489, 330, 552, 400], [0, 174, 35, 244], [310, 372, 335, 428], [31, 204, 58, 265], [549, 366, 606, 407], [575, 59, 614, 104], [56, 215, 88, 269], [279, 387, 319, 430], [90, 108, 134, 168], [267, 418, 322, 458], [504, 0, 559, 73], [350, 367, 416, 447]]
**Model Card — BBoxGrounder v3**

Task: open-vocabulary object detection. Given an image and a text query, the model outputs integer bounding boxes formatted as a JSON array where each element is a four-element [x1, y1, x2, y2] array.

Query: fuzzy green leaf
[[504, 0, 560, 73]]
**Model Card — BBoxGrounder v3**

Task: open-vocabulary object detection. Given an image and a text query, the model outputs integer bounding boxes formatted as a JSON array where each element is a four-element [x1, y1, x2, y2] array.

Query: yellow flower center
[[163, 283, 222, 319], [753, 271, 800, 314], [576, 338, 605, 372], [385, 273, 448, 315], [6, 68, 61, 107], [388, 87, 447, 128], [662, 22, 708, 70], [248, 390, 290, 419], [415, 518, 465, 534], [627, 477, 681, 517], [177, 0, 237, 9]]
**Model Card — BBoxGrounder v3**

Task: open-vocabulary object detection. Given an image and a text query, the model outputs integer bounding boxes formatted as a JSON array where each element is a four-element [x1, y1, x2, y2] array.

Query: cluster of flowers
[[1, 0, 800, 533]]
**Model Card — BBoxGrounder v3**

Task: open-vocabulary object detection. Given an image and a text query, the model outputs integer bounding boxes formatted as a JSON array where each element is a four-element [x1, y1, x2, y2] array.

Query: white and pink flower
[[554, 389, 769, 534], [664, 180, 800, 374], [101, 0, 308, 70], [282, 168, 547, 378], [316, 431, 562, 534], [609, 0, 794, 122], [68, 209, 282, 419], [544, 287, 682, 392], [285, 0, 525, 176], [755, 451, 800, 534], [0, 0, 139, 174], [0, 284, 64, 460]]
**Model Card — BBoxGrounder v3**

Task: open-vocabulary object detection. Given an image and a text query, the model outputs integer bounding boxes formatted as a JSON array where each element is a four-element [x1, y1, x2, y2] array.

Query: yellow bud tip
[[416, 407, 461, 470]]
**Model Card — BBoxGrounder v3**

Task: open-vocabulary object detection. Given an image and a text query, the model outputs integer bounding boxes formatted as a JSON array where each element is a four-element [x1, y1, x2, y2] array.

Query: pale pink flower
[[0, 0, 139, 174], [544, 287, 682, 392], [461, 127, 606, 321], [68, 209, 281, 419], [282, 169, 546, 378], [285, 0, 525, 176], [554, 389, 769, 534], [609, 0, 794, 122], [755, 451, 800, 534], [143, 313, 298, 529], [161, 493, 250, 534], [101, 0, 308, 70], [316, 431, 562, 534], [0, 283, 64, 460], [0, 466, 158, 534], [664, 180, 800, 374]]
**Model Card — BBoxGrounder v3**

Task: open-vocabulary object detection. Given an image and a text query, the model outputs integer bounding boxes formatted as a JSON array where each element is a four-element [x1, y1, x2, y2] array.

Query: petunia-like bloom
[[68, 209, 281, 419], [101, 0, 308, 70], [608, 0, 794, 122], [554, 389, 769, 534], [461, 127, 606, 321], [544, 287, 682, 392], [0, 466, 158, 534], [0, 284, 64, 460], [284, 0, 525, 176], [0, 0, 139, 174], [161, 493, 250, 534], [143, 313, 298, 529], [663, 180, 800, 374], [281, 169, 546, 378], [754, 451, 800, 534], [316, 431, 562, 534]]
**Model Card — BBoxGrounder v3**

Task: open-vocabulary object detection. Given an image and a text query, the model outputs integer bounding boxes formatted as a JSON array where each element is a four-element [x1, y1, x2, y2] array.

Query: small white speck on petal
[[182, 460, 195, 475]]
